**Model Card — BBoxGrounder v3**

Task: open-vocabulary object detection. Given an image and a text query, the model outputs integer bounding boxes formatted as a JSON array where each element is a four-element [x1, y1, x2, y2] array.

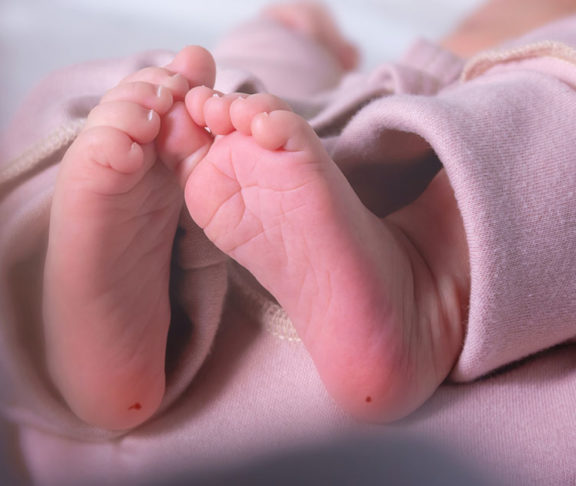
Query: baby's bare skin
[[44, 48, 216, 430], [183, 86, 469, 421], [44, 40, 468, 429], [47, 0, 570, 429], [442, 0, 576, 56], [262, 1, 359, 71]]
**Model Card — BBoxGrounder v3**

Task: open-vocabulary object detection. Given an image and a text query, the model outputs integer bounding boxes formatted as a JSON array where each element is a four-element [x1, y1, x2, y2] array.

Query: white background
[[0, 0, 484, 130]]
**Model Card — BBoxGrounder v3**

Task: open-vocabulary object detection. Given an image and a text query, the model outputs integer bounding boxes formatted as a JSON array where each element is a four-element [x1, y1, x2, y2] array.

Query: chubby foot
[[183, 87, 469, 420], [262, 1, 359, 71], [44, 46, 216, 430]]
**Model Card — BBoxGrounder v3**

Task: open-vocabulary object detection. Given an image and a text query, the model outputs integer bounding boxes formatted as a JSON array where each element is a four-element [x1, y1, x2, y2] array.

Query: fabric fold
[[333, 45, 576, 380]]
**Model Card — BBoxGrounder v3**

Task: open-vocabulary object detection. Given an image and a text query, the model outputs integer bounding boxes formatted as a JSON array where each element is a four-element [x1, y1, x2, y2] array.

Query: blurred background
[[0, 0, 484, 131]]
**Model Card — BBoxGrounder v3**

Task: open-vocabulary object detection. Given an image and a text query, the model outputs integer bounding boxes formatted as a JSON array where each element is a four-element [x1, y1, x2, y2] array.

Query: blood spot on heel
[[128, 402, 142, 411], [365, 396, 372, 403]]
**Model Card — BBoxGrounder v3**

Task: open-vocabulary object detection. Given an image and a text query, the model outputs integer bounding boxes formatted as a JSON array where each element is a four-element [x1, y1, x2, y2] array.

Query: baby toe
[[185, 85, 217, 126], [251, 109, 319, 152], [101, 81, 173, 115], [69, 126, 146, 175], [156, 101, 213, 186], [85, 101, 160, 145], [122, 67, 190, 100], [230, 93, 292, 135], [164, 45, 216, 90], [203, 93, 246, 135]]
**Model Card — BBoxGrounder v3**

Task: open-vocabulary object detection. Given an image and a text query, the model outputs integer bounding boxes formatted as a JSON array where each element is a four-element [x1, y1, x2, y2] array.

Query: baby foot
[[44, 46, 215, 430], [262, 1, 359, 71], [183, 88, 469, 420]]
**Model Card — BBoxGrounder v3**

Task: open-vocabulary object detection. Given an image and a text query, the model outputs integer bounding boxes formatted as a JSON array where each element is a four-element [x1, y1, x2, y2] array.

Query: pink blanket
[[1, 16, 575, 485]]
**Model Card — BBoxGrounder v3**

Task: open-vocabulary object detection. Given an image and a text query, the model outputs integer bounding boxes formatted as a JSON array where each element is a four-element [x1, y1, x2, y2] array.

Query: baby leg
[[442, 0, 576, 57]]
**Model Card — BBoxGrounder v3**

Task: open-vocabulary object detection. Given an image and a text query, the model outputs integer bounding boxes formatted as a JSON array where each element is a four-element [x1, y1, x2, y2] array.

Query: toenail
[[156, 85, 164, 97], [212, 92, 221, 98], [147, 109, 155, 121]]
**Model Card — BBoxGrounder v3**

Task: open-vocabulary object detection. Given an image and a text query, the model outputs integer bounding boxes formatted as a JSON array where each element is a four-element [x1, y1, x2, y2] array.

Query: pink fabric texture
[[334, 43, 576, 381], [0, 15, 575, 486]]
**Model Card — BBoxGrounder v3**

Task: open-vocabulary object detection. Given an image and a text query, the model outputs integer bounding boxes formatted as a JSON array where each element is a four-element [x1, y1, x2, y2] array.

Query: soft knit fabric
[[0, 16, 575, 486]]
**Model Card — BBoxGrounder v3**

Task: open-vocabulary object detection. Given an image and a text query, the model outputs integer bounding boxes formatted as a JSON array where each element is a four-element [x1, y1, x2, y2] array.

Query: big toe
[[165, 45, 216, 89], [156, 101, 212, 186]]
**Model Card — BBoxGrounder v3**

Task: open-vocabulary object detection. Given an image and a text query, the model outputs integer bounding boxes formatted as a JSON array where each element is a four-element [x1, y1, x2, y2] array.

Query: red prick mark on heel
[[365, 396, 372, 403], [128, 402, 142, 411]]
